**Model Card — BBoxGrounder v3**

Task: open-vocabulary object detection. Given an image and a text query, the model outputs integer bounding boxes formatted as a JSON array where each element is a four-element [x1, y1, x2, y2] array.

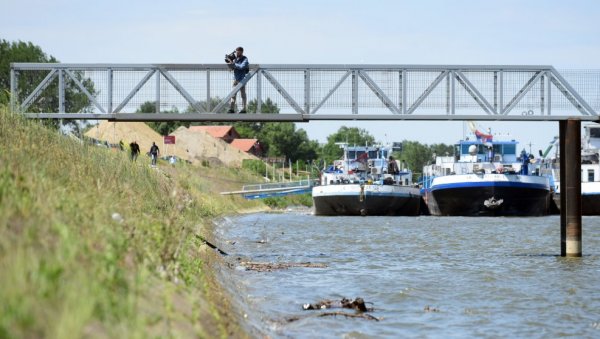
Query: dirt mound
[[84, 122, 258, 167], [171, 126, 259, 167], [84, 121, 192, 161]]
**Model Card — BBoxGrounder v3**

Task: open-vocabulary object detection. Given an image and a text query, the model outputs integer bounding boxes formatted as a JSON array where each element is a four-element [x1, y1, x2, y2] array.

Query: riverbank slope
[[0, 108, 267, 338]]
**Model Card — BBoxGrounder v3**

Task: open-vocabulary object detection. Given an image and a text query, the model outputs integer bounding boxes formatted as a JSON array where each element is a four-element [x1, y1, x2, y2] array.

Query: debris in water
[[240, 261, 327, 272], [280, 298, 380, 323], [302, 297, 373, 312], [317, 311, 380, 321], [424, 305, 440, 312]]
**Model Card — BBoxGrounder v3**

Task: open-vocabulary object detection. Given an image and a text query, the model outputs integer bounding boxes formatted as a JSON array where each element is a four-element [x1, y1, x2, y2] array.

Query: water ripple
[[216, 214, 600, 338]]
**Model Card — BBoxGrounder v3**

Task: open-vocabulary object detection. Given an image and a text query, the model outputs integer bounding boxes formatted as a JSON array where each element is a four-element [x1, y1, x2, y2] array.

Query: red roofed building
[[230, 139, 263, 157], [189, 125, 240, 143]]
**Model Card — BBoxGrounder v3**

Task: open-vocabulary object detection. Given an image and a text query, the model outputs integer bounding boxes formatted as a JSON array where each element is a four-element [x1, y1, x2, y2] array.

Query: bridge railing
[[9, 63, 600, 120]]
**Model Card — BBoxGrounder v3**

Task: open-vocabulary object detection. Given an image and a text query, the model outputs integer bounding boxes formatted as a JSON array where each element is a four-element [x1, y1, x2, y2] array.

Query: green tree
[[395, 141, 454, 180], [245, 99, 319, 161], [260, 123, 318, 161], [233, 98, 280, 138], [398, 141, 431, 176], [0, 39, 96, 115], [137, 101, 189, 135], [320, 126, 376, 164], [429, 143, 455, 159], [247, 97, 279, 114]]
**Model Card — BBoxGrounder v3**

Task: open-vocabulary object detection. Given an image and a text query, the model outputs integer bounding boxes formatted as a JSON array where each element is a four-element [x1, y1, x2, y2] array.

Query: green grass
[[0, 108, 261, 338], [262, 193, 313, 209]]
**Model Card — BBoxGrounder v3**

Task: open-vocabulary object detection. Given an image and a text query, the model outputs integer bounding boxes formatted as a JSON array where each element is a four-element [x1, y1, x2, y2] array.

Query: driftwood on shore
[[303, 297, 373, 312], [195, 234, 229, 256], [240, 261, 327, 272], [284, 297, 380, 322]]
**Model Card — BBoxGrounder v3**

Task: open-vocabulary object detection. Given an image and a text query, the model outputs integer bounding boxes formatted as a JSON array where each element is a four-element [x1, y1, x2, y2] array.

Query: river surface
[[213, 212, 600, 338]]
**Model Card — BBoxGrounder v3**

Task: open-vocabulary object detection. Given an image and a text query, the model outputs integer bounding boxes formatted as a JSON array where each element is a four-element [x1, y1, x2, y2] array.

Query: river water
[[213, 211, 600, 338]]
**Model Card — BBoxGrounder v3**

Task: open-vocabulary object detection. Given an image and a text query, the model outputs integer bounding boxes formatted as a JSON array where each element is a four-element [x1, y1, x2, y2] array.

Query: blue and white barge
[[422, 137, 551, 216]]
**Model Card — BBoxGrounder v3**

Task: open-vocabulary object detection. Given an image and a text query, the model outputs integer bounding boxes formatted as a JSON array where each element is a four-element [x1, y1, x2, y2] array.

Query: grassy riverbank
[[0, 108, 268, 338]]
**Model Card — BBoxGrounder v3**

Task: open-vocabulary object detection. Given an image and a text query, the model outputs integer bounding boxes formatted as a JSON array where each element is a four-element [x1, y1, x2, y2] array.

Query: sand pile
[[84, 121, 191, 161], [171, 126, 259, 167], [84, 122, 258, 167]]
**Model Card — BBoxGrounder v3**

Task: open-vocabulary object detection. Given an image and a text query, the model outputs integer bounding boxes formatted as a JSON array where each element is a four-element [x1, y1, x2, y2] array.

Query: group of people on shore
[[127, 140, 160, 166]]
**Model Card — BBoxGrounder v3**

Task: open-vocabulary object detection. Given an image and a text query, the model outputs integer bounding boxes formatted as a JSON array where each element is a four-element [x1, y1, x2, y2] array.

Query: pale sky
[[3, 0, 600, 151]]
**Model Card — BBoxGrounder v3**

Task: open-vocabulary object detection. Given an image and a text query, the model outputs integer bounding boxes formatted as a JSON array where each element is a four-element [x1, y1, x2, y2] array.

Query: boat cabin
[[424, 139, 534, 178], [584, 125, 600, 150], [545, 124, 600, 182], [322, 144, 413, 186], [582, 125, 600, 183], [455, 140, 518, 163]]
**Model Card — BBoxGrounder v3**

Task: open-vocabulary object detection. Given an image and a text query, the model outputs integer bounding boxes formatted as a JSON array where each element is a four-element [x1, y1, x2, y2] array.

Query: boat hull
[[552, 193, 600, 216], [551, 182, 600, 215], [312, 184, 421, 216], [425, 174, 551, 216]]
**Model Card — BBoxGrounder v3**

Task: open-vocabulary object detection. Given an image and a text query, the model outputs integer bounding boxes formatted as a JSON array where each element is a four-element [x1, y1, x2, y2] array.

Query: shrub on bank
[[263, 193, 313, 209]]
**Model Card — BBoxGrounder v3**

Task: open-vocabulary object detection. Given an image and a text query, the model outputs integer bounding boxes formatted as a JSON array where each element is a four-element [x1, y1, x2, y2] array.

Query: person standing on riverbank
[[149, 142, 160, 166], [129, 140, 140, 162]]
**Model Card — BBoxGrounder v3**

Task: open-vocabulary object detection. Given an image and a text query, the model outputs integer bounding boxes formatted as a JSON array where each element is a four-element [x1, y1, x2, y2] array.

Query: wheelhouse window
[[589, 128, 600, 138], [503, 144, 516, 155], [461, 144, 470, 155]]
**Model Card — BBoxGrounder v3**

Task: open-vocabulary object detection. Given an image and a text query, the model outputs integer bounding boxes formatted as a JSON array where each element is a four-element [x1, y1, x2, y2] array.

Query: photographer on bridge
[[225, 46, 249, 113]]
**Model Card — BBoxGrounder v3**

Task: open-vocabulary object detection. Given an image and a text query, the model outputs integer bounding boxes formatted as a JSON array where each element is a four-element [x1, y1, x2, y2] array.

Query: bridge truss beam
[[10, 63, 600, 121]]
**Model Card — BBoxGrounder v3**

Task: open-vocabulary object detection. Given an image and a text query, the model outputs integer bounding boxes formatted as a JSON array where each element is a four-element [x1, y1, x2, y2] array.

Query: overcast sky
[[3, 0, 600, 150]]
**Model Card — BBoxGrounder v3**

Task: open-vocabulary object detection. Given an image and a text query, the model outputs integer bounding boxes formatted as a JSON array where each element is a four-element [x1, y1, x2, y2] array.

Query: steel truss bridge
[[9, 63, 600, 122]]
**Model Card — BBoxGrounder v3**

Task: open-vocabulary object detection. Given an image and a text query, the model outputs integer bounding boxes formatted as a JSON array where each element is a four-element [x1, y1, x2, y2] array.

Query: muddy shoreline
[[201, 207, 274, 337]]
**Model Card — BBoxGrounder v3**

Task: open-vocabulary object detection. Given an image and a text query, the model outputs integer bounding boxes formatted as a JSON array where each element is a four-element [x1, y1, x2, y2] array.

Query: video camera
[[224, 50, 236, 63]]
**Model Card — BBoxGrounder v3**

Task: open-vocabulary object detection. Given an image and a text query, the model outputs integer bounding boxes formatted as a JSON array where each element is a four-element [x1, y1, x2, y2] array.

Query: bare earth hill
[[171, 126, 259, 167], [84, 122, 258, 167]]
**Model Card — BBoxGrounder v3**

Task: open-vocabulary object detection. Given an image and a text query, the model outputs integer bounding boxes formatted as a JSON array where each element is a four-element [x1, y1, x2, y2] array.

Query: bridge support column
[[559, 119, 582, 257]]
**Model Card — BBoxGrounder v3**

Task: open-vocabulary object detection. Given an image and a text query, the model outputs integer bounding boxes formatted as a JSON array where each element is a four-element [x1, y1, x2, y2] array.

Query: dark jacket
[[388, 160, 400, 175], [230, 55, 249, 81], [130, 142, 140, 154]]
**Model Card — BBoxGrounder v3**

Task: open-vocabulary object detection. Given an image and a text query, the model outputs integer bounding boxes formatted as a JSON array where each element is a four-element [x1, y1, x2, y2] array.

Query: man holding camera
[[225, 46, 249, 113]]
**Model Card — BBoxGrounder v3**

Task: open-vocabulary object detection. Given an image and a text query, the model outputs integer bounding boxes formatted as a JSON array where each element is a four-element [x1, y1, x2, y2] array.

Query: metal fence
[[9, 63, 600, 120]]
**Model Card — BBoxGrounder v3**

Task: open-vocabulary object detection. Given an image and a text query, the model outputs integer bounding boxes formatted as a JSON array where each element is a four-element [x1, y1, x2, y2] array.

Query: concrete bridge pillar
[[559, 119, 582, 257]]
